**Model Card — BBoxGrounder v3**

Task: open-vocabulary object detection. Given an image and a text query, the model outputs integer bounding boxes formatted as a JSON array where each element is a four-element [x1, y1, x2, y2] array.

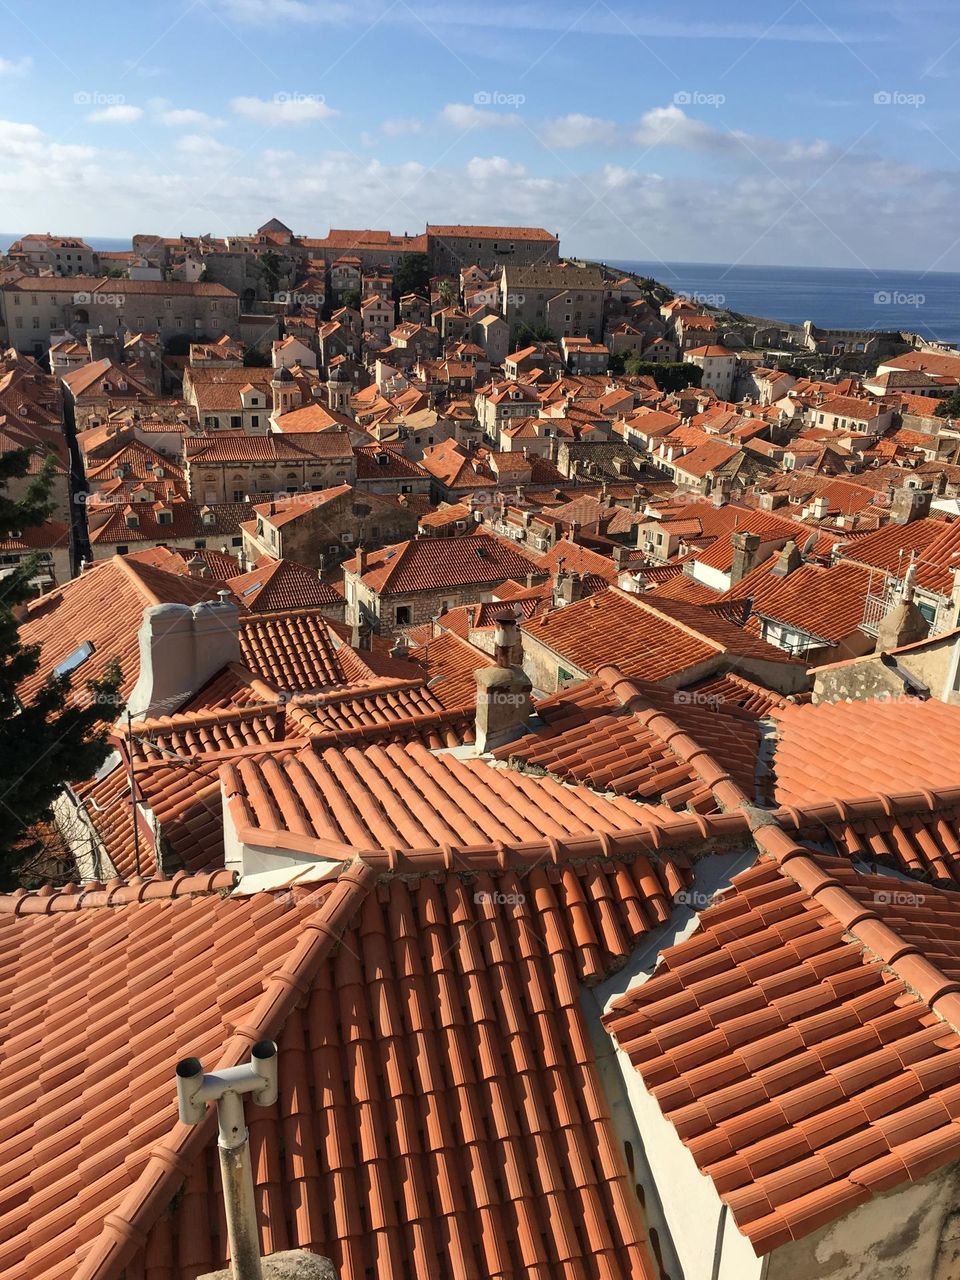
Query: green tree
[[0, 449, 121, 887], [623, 358, 703, 392], [436, 279, 456, 307], [934, 390, 960, 419], [516, 322, 557, 345], [340, 289, 361, 312], [243, 346, 271, 367], [258, 249, 284, 299], [393, 252, 432, 298]]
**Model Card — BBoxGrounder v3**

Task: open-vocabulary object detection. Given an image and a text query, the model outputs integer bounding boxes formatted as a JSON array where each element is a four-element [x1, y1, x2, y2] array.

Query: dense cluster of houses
[[5, 221, 960, 1280]]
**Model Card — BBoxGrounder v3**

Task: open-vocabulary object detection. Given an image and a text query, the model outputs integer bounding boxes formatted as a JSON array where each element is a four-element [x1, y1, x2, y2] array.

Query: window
[[233, 489, 245, 502], [251, 415, 260, 428], [53, 640, 95, 678], [116, 544, 128, 555], [395, 605, 411, 626]]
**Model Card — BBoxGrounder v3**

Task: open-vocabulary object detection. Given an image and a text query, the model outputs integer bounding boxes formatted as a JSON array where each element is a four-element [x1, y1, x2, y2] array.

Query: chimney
[[730, 530, 761, 584], [355, 545, 366, 575], [126, 595, 241, 720], [876, 562, 930, 652], [555, 570, 584, 607], [475, 616, 532, 753], [890, 484, 933, 525], [770, 540, 802, 578]]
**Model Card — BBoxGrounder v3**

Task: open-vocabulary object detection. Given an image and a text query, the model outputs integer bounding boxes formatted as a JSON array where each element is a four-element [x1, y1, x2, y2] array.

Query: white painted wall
[[582, 850, 761, 1280]]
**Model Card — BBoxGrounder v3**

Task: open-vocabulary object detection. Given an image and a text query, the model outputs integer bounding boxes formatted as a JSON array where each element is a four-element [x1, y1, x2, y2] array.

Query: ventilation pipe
[[176, 1041, 279, 1280]]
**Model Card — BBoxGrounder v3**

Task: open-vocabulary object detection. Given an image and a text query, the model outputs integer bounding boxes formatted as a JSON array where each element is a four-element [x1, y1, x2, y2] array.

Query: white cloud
[[539, 113, 617, 148], [382, 116, 422, 137], [156, 107, 225, 129], [0, 113, 955, 274], [175, 134, 239, 161], [0, 56, 31, 78], [633, 104, 732, 152], [440, 102, 519, 130], [231, 94, 335, 124], [466, 155, 526, 182], [88, 104, 143, 124]]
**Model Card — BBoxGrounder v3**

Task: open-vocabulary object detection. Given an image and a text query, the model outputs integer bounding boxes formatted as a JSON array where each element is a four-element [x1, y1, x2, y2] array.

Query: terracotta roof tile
[[17, 556, 230, 701], [523, 586, 802, 682], [604, 849, 960, 1252], [0, 853, 670, 1280], [227, 558, 345, 612]]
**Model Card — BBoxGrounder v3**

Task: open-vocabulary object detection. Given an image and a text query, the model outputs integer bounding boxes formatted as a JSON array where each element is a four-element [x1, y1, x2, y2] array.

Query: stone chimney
[[126, 594, 241, 720], [730, 530, 761, 585], [554, 569, 584, 607], [770, 540, 802, 578], [890, 484, 933, 526], [475, 616, 532, 753], [876, 562, 929, 652]]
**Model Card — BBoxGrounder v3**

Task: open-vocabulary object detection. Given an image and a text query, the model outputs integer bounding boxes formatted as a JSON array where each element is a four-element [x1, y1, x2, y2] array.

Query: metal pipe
[[175, 1041, 278, 1280]]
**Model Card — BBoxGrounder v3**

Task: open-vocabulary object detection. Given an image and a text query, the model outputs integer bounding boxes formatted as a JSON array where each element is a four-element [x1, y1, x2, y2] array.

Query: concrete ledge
[[199, 1250, 338, 1280]]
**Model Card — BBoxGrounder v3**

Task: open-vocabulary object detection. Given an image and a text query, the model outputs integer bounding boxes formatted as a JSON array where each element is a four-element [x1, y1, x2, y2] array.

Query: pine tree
[[0, 448, 121, 887]]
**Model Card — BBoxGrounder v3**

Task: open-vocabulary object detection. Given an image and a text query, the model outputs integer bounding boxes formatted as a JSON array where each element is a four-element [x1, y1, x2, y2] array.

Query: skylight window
[[242, 582, 262, 596], [53, 640, 95, 678]]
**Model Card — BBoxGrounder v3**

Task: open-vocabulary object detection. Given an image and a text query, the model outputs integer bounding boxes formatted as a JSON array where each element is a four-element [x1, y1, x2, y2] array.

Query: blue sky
[[1, 0, 959, 269]]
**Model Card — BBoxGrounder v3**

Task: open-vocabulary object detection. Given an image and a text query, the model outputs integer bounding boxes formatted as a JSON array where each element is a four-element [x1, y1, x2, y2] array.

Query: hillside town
[[6, 219, 960, 1280]]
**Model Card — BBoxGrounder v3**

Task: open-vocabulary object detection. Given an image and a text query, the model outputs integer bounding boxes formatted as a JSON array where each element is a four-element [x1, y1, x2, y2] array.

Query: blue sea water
[[611, 259, 960, 348]]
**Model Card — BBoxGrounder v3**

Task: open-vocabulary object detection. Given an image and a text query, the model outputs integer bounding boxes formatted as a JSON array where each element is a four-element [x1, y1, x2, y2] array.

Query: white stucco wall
[[582, 849, 760, 1280]]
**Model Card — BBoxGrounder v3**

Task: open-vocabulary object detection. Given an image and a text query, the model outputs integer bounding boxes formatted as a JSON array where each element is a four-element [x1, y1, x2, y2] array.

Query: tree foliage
[[257, 249, 284, 299], [934, 390, 960, 420], [516, 322, 557, 345], [393, 253, 432, 299], [243, 346, 271, 367], [0, 449, 121, 888], [623, 358, 703, 392]]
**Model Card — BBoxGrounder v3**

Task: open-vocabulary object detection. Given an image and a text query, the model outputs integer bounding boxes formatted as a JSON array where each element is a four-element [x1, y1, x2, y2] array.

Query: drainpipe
[[176, 1041, 278, 1280]]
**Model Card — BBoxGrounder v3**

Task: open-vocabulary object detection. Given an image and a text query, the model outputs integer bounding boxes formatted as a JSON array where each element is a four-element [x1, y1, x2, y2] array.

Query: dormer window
[[156, 509, 172, 525], [125, 512, 140, 528]]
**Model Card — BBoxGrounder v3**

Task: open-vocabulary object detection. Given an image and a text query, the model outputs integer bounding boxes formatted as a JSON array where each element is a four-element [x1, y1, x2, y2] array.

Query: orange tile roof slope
[[603, 847, 960, 1255], [407, 627, 496, 709], [0, 846, 697, 1280], [227, 558, 345, 612], [523, 587, 801, 683], [348, 532, 543, 595], [769, 697, 960, 809], [17, 556, 231, 701], [222, 739, 682, 862], [719, 554, 874, 645], [498, 666, 761, 812]]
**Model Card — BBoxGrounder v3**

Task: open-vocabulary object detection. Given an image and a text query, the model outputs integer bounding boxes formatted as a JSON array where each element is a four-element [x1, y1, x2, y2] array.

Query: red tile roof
[[720, 554, 874, 645], [604, 839, 960, 1254], [523, 587, 802, 682], [185, 431, 353, 463], [227, 558, 345, 612], [769, 698, 960, 809], [499, 665, 761, 812], [17, 556, 229, 701], [346, 533, 543, 596]]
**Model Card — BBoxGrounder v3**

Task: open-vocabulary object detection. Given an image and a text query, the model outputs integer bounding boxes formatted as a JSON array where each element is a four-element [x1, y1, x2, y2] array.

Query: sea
[[610, 259, 960, 348]]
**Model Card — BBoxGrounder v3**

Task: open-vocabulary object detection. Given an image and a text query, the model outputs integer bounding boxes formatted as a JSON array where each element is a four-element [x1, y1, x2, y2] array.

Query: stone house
[[343, 531, 544, 633], [184, 431, 356, 503], [240, 483, 420, 571]]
